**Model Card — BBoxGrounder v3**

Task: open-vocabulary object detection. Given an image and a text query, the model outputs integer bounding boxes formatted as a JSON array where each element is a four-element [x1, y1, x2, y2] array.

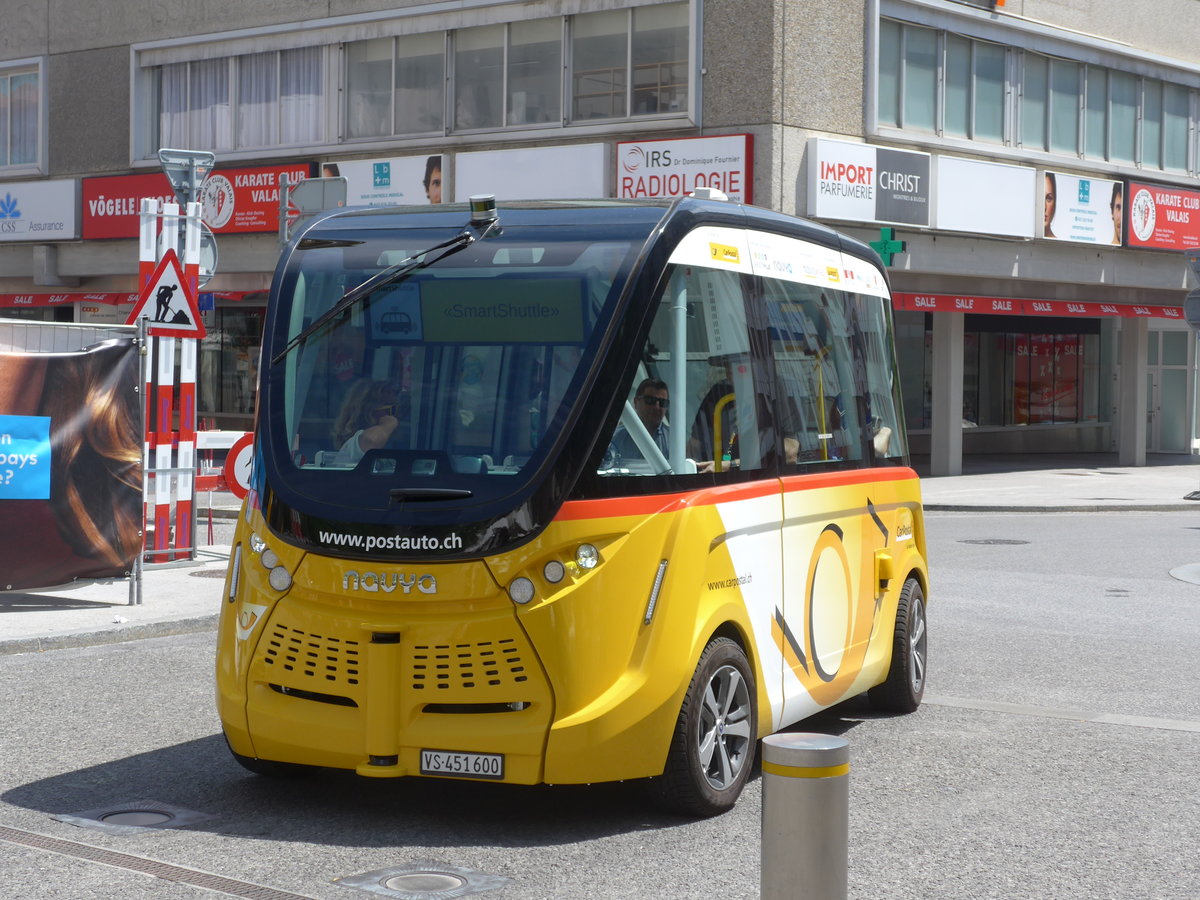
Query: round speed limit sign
[[223, 432, 255, 500]]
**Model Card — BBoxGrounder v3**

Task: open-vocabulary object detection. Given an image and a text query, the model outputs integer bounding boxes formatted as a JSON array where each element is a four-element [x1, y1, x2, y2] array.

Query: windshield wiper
[[271, 231, 473, 367], [390, 487, 474, 502]]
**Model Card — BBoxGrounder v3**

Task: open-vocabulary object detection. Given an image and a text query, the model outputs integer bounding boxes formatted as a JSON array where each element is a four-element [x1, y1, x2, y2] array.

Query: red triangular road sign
[[125, 248, 206, 338]]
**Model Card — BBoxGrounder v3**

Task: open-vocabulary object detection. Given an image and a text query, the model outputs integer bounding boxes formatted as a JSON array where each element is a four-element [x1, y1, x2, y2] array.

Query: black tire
[[868, 577, 928, 713], [649, 636, 758, 817], [224, 733, 312, 778]]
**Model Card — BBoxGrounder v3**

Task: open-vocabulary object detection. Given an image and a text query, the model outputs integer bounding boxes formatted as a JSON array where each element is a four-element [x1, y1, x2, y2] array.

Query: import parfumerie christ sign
[[806, 138, 931, 227]]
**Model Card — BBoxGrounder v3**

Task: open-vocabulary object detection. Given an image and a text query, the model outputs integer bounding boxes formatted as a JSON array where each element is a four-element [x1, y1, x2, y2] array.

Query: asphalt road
[[1, 509, 1198, 899]]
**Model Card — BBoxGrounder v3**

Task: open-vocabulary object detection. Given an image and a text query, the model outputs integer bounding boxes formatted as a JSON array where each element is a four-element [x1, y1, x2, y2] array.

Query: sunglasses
[[637, 395, 669, 409]]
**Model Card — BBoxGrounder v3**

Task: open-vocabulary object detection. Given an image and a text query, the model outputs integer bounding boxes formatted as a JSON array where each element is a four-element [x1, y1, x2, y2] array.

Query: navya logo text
[[343, 571, 437, 594]]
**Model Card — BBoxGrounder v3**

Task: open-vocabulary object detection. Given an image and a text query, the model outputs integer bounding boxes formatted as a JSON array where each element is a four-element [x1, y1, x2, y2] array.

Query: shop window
[[396, 33, 446, 135], [632, 3, 688, 115], [454, 25, 505, 130], [138, 4, 691, 157], [877, 17, 1200, 176], [1163, 83, 1190, 171], [916, 315, 1099, 430], [0, 63, 40, 169], [508, 19, 561, 126], [346, 38, 394, 138], [200, 307, 264, 424], [1142, 78, 1164, 169], [158, 50, 325, 152], [572, 10, 629, 120]]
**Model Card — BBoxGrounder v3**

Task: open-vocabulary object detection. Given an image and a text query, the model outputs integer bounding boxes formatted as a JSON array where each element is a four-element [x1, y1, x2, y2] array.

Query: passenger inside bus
[[331, 378, 406, 466], [603, 377, 672, 469]]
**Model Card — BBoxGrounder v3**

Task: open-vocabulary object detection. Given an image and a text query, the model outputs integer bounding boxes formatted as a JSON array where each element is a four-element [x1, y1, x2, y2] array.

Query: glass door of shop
[[1145, 329, 1192, 453]]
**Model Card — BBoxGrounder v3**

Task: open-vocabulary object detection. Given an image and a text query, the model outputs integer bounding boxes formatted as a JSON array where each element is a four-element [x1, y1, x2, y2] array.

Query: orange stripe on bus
[[557, 467, 919, 521], [781, 466, 918, 494]]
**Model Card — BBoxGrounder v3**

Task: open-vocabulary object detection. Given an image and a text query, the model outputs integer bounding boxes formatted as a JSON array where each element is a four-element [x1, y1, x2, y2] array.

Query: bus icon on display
[[380, 311, 413, 334], [217, 193, 930, 817]]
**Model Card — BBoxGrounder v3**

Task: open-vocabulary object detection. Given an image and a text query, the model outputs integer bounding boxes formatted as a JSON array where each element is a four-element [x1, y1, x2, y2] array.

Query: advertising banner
[[455, 144, 607, 201], [616, 134, 752, 203], [323, 155, 445, 206], [1126, 180, 1200, 250], [1041, 170, 1123, 245], [935, 157, 1035, 239], [893, 292, 1183, 321], [0, 179, 80, 242], [0, 336, 142, 590], [83, 163, 314, 239], [807, 138, 931, 227]]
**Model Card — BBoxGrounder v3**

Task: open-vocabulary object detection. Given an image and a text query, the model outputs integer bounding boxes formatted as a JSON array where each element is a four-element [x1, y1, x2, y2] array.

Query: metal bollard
[[760, 732, 850, 900]]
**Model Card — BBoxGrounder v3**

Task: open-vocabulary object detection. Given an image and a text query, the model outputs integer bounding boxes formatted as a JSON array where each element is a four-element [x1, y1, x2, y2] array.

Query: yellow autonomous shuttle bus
[[218, 193, 929, 816]]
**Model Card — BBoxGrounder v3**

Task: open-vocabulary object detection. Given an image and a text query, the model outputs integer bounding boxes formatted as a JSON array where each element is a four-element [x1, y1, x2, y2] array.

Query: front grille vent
[[410, 638, 528, 691], [262, 623, 362, 687]]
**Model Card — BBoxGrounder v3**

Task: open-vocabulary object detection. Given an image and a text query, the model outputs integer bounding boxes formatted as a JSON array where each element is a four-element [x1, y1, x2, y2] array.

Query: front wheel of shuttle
[[649, 636, 757, 817], [868, 577, 927, 714]]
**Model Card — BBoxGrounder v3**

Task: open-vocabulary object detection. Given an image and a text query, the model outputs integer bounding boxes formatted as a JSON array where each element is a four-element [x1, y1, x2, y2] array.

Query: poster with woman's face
[[0, 338, 143, 591], [1042, 170, 1124, 245]]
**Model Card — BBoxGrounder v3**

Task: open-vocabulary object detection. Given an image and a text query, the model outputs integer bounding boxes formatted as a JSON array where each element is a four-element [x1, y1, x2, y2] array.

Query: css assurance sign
[[0, 180, 79, 242], [617, 135, 752, 203]]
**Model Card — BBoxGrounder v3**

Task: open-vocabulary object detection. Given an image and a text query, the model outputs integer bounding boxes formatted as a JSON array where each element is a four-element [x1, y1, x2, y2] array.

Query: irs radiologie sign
[[0, 415, 51, 499]]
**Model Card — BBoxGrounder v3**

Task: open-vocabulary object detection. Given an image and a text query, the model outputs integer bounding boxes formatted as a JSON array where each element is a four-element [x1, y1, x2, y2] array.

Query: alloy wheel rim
[[909, 597, 927, 693], [697, 663, 753, 790]]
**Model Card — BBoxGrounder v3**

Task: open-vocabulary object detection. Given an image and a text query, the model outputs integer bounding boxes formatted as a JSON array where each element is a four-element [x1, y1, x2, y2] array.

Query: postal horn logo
[[622, 147, 645, 174]]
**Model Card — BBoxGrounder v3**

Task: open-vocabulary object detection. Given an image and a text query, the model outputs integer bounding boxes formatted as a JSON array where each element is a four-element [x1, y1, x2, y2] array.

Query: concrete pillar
[[930, 311, 964, 476], [1117, 317, 1148, 466]]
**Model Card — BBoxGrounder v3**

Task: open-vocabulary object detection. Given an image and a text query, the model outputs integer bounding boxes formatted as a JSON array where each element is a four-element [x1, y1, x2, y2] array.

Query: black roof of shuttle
[[296, 196, 887, 272]]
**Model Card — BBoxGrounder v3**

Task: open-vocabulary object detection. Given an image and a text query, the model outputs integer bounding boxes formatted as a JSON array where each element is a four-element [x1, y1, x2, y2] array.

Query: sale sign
[[83, 163, 315, 239], [1126, 180, 1200, 250]]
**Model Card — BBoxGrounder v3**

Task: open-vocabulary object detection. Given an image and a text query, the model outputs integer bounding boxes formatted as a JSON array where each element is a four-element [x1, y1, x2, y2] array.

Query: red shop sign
[[892, 293, 1182, 320], [82, 163, 315, 240]]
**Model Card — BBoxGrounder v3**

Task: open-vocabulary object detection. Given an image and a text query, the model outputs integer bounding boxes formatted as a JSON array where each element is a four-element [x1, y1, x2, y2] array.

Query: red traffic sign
[[223, 432, 254, 500], [125, 248, 206, 338]]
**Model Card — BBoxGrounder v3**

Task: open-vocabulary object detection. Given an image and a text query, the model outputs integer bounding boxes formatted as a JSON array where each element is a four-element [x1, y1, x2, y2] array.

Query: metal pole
[[760, 733, 850, 900]]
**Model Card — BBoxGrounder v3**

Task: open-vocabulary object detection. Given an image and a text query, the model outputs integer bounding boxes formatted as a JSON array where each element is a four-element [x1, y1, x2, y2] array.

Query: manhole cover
[[55, 800, 213, 834], [957, 539, 1030, 545], [384, 873, 467, 892], [337, 860, 512, 898], [189, 569, 228, 578], [99, 810, 173, 827]]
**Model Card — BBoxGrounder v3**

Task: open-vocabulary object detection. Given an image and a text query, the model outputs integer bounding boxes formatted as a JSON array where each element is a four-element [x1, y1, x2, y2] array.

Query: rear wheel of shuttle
[[868, 578, 927, 713], [649, 636, 757, 817]]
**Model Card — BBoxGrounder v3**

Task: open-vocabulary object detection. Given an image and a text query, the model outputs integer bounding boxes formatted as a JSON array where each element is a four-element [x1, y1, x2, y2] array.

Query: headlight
[[575, 544, 600, 570], [543, 560, 566, 584], [268, 565, 293, 592], [508, 577, 536, 605]]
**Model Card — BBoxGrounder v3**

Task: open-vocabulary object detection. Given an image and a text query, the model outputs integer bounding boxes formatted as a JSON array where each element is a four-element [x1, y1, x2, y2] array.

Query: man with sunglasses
[[603, 377, 672, 469]]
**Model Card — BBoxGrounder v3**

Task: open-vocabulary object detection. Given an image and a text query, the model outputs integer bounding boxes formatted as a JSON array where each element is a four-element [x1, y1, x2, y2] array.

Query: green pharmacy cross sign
[[870, 227, 906, 266]]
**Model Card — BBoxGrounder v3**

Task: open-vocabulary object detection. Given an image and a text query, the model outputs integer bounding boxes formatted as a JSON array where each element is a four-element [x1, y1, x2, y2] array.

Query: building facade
[[1, 0, 1197, 472]]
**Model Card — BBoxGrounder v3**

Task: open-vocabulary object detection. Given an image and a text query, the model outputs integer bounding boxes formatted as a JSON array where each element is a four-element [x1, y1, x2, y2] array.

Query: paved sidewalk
[[916, 452, 1200, 511], [0, 548, 232, 655], [3, 453, 1200, 655]]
